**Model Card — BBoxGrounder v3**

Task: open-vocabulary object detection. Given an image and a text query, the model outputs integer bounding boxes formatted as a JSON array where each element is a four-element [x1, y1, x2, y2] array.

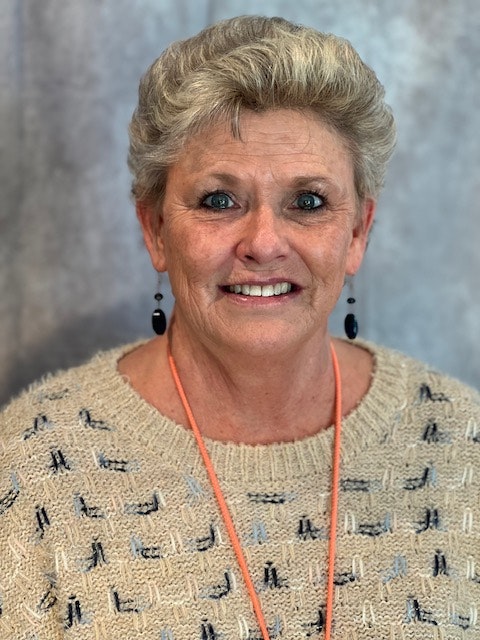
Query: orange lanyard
[[168, 343, 342, 640]]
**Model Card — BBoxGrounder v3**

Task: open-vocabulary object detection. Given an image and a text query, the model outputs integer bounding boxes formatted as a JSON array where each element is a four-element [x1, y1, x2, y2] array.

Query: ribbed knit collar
[[72, 340, 411, 484]]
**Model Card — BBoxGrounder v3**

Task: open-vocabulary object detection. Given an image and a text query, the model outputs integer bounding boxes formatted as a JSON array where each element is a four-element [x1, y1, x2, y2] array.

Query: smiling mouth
[[224, 282, 294, 297]]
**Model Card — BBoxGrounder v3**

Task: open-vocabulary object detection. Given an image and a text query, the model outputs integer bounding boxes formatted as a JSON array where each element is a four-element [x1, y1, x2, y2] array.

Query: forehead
[[171, 109, 354, 183]]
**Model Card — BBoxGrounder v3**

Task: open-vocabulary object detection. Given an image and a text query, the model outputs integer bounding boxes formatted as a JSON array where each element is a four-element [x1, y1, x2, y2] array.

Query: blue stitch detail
[[247, 615, 283, 639], [383, 555, 408, 583], [251, 520, 268, 544], [184, 475, 206, 502]]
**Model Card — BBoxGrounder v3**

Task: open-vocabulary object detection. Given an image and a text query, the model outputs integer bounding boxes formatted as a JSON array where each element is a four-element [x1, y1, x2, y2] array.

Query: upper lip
[[221, 278, 298, 287]]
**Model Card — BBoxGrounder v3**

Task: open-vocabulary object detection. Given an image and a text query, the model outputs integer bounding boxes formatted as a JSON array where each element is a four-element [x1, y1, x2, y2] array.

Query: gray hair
[[128, 15, 396, 210]]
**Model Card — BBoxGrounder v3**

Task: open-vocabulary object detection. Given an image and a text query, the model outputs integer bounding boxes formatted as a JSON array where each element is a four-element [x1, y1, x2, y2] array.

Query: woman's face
[[140, 109, 375, 356]]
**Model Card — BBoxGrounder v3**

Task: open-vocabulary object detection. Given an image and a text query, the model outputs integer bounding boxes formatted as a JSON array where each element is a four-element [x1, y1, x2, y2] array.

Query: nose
[[235, 205, 289, 265]]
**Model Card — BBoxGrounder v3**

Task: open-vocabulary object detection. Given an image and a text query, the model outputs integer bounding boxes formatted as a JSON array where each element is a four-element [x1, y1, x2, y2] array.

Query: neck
[[168, 318, 336, 444]]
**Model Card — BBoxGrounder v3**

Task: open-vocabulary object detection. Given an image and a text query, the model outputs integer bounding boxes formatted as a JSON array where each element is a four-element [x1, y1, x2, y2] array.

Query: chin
[[212, 322, 316, 357]]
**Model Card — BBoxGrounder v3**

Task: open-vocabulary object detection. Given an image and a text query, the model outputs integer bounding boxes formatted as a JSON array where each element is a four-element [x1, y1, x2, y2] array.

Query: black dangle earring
[[152, 276, 167, 335], [344, 280, 358, 340]]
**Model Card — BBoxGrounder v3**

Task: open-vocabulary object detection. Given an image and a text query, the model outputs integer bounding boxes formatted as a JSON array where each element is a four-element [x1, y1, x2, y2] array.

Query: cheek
[[163, 225, 229, 285], [302, 230, 351, 273]]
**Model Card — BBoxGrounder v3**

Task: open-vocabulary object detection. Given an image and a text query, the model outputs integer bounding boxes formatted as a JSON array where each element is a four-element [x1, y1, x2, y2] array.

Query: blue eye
[[294, 193, 324, 210], [202, 192, 235, 210]]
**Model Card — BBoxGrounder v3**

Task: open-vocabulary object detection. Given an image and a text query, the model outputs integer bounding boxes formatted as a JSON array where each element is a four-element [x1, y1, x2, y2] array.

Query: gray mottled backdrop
[[1, 0, 479, 407]]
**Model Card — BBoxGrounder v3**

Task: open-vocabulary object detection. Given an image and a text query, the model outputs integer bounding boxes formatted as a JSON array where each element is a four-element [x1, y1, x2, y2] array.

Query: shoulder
[[367, 340, 479, 399], [360, 340, 480, 437], [0, 342, 144, 469]]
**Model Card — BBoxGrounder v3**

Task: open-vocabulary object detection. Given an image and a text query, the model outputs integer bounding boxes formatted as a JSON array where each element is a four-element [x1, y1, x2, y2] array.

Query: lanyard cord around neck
[[167, 342, 342, 640]]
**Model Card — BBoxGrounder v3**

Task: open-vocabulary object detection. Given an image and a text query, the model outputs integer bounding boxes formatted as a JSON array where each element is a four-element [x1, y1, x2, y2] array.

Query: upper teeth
[[228, 283, 292, 297]]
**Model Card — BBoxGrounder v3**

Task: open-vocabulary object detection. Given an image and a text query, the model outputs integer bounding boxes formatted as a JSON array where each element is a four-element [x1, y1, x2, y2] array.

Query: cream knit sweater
[[1, 341, 480, 639]]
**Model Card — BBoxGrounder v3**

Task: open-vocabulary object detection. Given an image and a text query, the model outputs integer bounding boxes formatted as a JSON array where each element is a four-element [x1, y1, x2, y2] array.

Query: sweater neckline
[[84, 339, 407, 483]]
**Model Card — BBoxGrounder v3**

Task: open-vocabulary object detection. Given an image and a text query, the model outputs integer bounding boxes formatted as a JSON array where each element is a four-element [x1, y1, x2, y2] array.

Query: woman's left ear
[[346, 198, 376, 276], [136, 202, 167, 272]]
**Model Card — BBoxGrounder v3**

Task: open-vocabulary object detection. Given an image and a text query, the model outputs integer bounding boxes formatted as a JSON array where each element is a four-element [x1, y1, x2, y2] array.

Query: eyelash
[[292, 190, 327, 211], [200, 190, 236, 210], [199, 189, 329, 211]]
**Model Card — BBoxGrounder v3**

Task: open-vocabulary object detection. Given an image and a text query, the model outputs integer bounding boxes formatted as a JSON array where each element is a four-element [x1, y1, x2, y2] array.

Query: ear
[[136, 202, 167, 272], [345, 198, 376, 276]]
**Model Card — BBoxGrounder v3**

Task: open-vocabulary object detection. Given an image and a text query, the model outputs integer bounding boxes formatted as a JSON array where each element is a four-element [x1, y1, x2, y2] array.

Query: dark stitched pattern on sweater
[[130, 535, 162, 560], [415, 507, 441, 533], [73, 494, 105, 518], [193, 523, 218, 552], [35, 505, 50, 538], [124, 491, 162, 515], [34, 387, 71, 403], [247, 492, 296, 504], [37, 581, 57, 613], [405, 597, 439, 625], [78, 409, 113, 431], [97, 452, 138, 472], [0, 474, 19, 515], [302, 609, 325, 637], [451, 612, 475, 630], [263, 561, 288, 589], [200, 620, 220, 640], [433, 550, 449, 576], [419, 383, 451, 403], [111, 589, 148, 614], [334, 571, 356, 586], [297, 515, 325, 540], [357, 513, 391, 536], [201, 570, 232, 599], [81, 540, 108, 572], [472, 572, 480, 584], [422, 421, 450, 443], [23, 414, 53, 439], [49, 448, 71, 473], [403, 465, 436, 490], [64, 595, 87, 629], [340, 478, 373, 491]]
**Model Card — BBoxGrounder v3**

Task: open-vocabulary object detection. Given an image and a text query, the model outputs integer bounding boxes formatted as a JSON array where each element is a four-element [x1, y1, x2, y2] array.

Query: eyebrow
[[289, 175, 339, 189]]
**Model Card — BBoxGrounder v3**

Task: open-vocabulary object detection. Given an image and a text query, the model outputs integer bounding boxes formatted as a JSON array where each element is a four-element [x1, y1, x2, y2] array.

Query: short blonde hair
[[128, 15, 396, 209]]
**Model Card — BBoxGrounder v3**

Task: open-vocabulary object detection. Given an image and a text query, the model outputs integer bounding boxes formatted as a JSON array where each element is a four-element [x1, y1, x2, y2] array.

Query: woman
[[1, 15, 479, 640]]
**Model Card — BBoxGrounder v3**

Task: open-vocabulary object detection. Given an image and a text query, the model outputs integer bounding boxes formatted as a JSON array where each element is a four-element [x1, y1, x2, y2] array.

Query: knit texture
[[1, 341, 480, 639]]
